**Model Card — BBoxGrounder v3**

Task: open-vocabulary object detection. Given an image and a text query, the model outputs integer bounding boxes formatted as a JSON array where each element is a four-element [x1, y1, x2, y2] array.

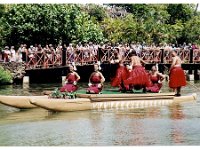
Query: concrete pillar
[[62, 76, 66, 86], [187, 74, 194, 81], [23, 76, 29, 84], [23, 76, 29, 89]]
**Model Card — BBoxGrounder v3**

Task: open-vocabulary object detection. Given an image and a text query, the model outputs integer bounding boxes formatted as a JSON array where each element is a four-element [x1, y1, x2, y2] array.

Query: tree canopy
[[0, 4, 200, 48]]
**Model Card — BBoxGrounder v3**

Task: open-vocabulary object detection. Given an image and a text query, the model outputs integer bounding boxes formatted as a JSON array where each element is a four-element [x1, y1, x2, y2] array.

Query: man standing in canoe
[[87, 63, 105, 94], [111, 59, 129, 92], [169, 51, 186, 96], [60, 64, 80, 93], [124, 50, 152, 92]]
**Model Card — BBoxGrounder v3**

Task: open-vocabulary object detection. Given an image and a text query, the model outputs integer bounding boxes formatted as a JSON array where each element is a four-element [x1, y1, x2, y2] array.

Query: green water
[[0, 82, 200, 146]]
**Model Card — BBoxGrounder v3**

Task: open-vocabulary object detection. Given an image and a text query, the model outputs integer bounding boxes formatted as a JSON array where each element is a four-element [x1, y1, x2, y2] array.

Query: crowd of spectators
[[0, 42, 199, 67]]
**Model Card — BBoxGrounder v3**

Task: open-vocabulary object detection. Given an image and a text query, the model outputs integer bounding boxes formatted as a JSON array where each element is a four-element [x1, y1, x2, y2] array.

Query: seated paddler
[[60, 63, 80, 93], [146, 65, 165, 93], [86, 62, 105, 94]]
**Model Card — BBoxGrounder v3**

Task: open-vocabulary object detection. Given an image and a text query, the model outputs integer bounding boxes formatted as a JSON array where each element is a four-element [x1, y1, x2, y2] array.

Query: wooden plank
[[77, 92, 175, 99], [90, 96, 174, 102]]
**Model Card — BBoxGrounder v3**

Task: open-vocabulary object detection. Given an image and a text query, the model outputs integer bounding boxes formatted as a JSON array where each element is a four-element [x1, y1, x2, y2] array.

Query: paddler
[[86, 62, 105, 94], [60, 64, 80, 93], [124, 50, 152, 92], [146, 65, 165, 93], [110, 60, 129, 92], [169, 50, 186, 96]]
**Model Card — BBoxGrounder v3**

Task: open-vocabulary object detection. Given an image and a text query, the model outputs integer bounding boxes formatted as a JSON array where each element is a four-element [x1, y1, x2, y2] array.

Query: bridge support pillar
[[62, 76, 66, 86], [23, 76, 30, 88], [187, 73, 194, 81]]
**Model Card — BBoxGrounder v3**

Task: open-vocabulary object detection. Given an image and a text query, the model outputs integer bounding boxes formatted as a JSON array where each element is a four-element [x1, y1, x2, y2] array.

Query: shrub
[[0, 66, 13, 85]]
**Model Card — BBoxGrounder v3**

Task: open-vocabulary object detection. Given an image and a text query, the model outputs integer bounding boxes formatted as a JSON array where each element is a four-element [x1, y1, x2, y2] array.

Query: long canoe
[[29, 93, 197, 112], [0, 93, 197, 110], [0, 92, 174, 109]]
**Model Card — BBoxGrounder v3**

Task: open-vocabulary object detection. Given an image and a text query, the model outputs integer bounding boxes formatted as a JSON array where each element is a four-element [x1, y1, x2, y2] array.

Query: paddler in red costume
[[87, 63, 105, 94], [110, 50, 128, 91], [169, 50, 186, 96], [146, 65, 165, 93], [60, 64, 80, 92], [111, 60, 129, 92], [124, 50, 152, 92]]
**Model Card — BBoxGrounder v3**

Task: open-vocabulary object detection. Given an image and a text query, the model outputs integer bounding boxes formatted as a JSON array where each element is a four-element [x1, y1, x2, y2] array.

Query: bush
[[0, 66, 13, 84]]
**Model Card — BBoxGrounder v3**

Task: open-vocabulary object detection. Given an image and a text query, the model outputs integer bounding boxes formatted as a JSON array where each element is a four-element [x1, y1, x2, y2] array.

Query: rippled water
[[0, 82, 200, 146]]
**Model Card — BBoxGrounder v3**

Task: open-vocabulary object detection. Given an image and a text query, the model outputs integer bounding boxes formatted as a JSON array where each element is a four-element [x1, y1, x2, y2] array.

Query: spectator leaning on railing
[[1, 42, 199, 67]]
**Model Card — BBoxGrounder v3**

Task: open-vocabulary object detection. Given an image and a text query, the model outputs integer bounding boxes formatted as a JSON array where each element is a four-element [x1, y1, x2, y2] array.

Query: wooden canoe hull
[[29, 93, 197, 112], [0, 95, 48, 109], [0, 93, 197, 110], [30, 98, 92, 112]]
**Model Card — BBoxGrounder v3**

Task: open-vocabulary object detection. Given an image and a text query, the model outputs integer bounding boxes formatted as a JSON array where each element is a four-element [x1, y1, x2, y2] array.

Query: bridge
[[24, 48, 200, 70], [1, 48, 200, 83]]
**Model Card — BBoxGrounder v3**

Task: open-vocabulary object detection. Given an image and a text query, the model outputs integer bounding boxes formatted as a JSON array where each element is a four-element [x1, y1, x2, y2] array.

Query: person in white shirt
[[10, 46, 16, 62]]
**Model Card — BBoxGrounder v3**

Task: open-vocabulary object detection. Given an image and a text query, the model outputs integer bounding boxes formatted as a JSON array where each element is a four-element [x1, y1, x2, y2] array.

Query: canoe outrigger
[[0, 91, 196, 111], [0, 95, 48, 109]]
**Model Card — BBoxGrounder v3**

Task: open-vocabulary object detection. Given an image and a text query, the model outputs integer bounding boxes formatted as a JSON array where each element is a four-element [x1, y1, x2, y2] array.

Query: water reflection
[[169, 104, 185, 144], [169, 104, 185, 120]]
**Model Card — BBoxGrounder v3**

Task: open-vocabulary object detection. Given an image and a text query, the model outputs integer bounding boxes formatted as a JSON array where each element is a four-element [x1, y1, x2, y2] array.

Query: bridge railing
[[24, 48, 200, 69], [26, 51, 62, 69]]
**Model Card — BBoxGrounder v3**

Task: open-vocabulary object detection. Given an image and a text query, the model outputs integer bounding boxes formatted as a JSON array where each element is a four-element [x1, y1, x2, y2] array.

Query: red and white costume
[[60, 73, 78, 92], [87, 73, 103, 94]]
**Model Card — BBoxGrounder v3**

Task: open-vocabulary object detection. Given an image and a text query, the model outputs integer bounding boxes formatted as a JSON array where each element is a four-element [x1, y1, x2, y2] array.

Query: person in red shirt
[[60, 64, 80, 93], [146, 65, 165, 93], [87, 63, 105, 94]]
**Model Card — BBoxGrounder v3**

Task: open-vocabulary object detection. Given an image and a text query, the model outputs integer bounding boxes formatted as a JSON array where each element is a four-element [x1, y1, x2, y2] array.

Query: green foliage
[[84, 4, 107, 22], [184, 15, 200, 44], [0, 4, 104, 46], [167, 4, 195, 24], [102, 14, 138, 43], [50, 88, 76, 99], [105, 4, 198, 44], [0, 4, 200, 46], [0, 66, 13, 85]]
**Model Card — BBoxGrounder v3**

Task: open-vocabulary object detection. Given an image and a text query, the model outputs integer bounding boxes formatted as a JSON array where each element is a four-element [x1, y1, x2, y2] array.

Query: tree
[[167, 4, 195, 24], [84, 4, 107, 22], [0, 4, 104, 47], [184, 16, 200, 44]]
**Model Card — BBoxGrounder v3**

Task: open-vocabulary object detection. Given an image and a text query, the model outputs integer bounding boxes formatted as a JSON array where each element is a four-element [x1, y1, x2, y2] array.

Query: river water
[[0, 82, 200, 146]]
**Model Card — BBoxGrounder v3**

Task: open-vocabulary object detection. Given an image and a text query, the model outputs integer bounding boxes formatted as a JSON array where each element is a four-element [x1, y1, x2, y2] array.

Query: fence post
[[22, 52, 27, 62], [62, 46, 66, 66], [160, 49, 164, 63], [189, 48, 193, 63], [188, 48, 193, 74], [98, 47, 101, 61]]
